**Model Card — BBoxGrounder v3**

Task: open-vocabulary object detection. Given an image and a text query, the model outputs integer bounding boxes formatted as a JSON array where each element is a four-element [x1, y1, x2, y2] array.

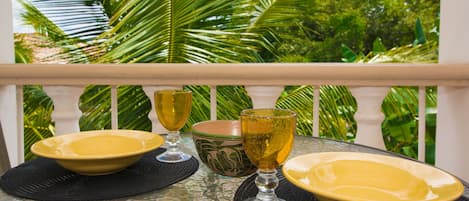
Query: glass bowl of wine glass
[[240, 108, 297, 201]]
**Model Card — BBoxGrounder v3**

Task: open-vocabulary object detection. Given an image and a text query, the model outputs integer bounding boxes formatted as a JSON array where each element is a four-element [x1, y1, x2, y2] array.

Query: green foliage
[[96, 0, 307, 63], [319, 86, 357, 140], [277, 86, 314, 137], [22, 86, 54, 161], [18, 0, 440, 164], [414, 18, 427, 46], [372, 37, 386, 53], [79, 85, 152, 131], [14, 37, 54, 161], [381, 86, 437, 164], [340, 19, 439, 163], [14, 35, 33, 64], [338, 16, 438, 163], [18, 0, 67, 41], [216, 86, 252, 120], [278, 86, 357, 140], [276, 0, 440, 62], [341, 44, 358, 63]]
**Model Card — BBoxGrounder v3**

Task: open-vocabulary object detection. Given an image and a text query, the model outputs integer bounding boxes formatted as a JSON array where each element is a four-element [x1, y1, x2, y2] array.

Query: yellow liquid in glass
[[241, 110, 295, 170], [155, 90, 192, 131]]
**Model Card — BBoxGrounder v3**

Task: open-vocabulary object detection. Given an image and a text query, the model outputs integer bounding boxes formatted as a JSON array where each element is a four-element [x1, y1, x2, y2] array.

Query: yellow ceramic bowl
[[282, 152, 464, 201], [31, 129, 164, 176], [192, 120, 256, 177]]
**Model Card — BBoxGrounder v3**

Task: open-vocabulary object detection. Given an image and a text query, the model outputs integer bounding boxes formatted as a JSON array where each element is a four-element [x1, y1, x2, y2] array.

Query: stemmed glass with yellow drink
[[240, 108, 297, 201], [154, 89, 193, 163]]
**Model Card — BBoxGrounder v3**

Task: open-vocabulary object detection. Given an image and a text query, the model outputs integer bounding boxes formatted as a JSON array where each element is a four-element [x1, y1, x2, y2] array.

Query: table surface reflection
[[1, 134, 468, 201]]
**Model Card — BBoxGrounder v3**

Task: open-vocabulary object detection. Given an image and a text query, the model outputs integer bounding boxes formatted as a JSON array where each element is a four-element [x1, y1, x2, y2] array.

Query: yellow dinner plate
[[282, 152, 464, 201], [31, 129, 164, 175]]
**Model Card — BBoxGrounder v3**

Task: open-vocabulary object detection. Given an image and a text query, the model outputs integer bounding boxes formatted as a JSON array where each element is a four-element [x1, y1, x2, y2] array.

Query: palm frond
[[248, 0, 307, 29], [98, 0, 261, 63], [319, 86, 356, 140], [14, 35, 34, 64], [277, 86, 313, 136], [23, 86, 54, 161], [230, 0, 308, 60], [216, 86, 252, 120], [26, 0, 109, 41], [19, 0, 68, 41]]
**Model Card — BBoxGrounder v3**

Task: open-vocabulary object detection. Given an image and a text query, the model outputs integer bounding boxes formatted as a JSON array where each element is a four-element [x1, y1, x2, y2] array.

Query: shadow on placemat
[[0, 148, 199, 201], [234, 167, 469, 201]]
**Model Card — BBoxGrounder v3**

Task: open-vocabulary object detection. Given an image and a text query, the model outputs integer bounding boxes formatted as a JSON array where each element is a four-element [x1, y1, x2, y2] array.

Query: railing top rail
[[0, 63, 468, 86]]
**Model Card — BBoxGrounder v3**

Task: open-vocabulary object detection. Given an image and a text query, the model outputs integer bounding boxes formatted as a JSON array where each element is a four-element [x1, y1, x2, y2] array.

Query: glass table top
[[1, 133, 468, 201]]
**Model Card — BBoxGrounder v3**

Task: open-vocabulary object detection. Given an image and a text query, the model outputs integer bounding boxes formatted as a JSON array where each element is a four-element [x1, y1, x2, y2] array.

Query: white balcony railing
[[1, 0, 469, 184], [0, 63, 468, 179]]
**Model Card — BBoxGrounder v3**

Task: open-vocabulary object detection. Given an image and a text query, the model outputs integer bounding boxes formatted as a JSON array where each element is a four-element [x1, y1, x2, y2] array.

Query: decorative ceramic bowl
[[192, 120, 256, 177], [31, 129, 164, 176], [282, 152, 464, 201]]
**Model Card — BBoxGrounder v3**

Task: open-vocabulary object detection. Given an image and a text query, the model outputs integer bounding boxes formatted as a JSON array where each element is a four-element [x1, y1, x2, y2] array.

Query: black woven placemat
[[0, 148, 199, 201], [234, 167, 469, 201], [234, 168, 318, 201]]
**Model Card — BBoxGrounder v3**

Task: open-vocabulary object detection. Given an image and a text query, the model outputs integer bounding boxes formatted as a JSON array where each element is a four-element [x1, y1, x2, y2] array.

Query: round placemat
[[0, 148, 199, 201], [234, 167, 318, 201]]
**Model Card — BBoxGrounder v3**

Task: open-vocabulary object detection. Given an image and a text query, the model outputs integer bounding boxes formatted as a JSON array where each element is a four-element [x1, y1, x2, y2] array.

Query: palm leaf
[[216, 86, 252, 120], [19, 0, 68, 41], [23, 86, 54, 161], [232, 0, 308, 58], [277, 86, 313, 136], [98, 0, 261, 63], [14, 35, 34, 64], [25, 0, 109, 41], [319, 86, 356, 140]]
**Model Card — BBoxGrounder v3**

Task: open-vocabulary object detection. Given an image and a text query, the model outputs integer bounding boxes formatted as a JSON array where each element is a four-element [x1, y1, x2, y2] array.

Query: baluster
[[418, 86, 426, 161], [210, 85, 217, 120], [350, 87, 389, 149], [142, 86, 181, 134], [111, 85, 118, 130], [245, 86, 284, 108], [313, 86, 320, 137], [43, 86, 84, 135]]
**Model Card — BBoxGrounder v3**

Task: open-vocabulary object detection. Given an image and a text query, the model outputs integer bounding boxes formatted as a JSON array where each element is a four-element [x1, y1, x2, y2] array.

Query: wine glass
[[154, 89, 192, 163], [240, 108, 297, 201]]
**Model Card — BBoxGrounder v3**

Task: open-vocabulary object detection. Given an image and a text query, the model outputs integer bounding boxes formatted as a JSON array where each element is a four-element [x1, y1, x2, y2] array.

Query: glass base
[[156, 151, 191, 163], [243, 197, 285, 201]]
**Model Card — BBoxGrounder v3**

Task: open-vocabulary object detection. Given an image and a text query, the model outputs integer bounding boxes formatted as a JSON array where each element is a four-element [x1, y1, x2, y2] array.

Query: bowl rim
[[191, 120, 241, 140], [282, 152, 465, 201], [31, 129, 164, 160]]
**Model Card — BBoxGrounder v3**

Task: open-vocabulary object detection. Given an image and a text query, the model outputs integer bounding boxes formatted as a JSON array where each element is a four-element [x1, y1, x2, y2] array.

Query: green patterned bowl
[[192, 120, 256, 177]]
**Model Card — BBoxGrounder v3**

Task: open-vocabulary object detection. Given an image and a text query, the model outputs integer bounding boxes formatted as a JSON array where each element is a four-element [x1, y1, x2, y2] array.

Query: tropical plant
[[341, 18, 439, 163], [275, 0, 440, 62], [22, 85, 54, 160], [14, 34, 33, 64], [16, 0, 309, 156], [15, 35, 55, 160], [16, 0, 440, 162]]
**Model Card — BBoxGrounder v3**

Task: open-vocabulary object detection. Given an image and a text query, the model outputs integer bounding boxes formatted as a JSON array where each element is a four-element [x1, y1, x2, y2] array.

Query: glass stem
[[166, 130, 181, 153], [255, 169, 280, 201]]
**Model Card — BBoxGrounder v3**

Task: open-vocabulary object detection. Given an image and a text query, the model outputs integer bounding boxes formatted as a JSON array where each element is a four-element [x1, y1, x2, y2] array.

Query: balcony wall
[[0, 63, 468, 177], [1, 0, 469, 183]]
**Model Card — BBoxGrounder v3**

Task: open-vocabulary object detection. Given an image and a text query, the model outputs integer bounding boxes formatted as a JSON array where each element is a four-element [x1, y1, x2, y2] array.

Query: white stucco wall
[[0, 0, 19, 166], [437, 0, 469, 181]]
